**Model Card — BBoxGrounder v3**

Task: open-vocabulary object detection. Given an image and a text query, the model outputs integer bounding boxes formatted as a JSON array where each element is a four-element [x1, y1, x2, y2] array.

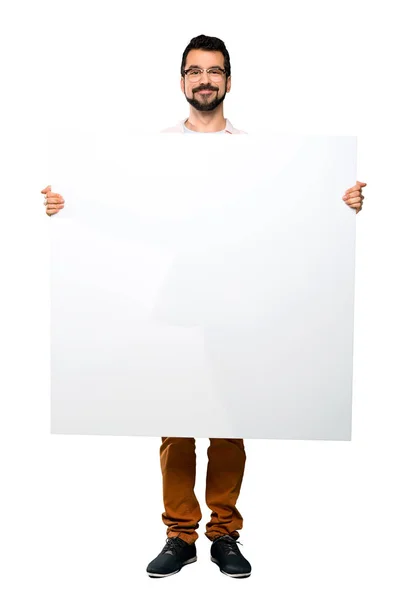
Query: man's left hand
[[342, 181, 367, 214]]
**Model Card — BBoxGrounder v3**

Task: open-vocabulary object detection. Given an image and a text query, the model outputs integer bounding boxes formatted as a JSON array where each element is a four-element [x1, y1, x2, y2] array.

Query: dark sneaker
[[211, 535, 252, 578], [146, 537, 197, 578]]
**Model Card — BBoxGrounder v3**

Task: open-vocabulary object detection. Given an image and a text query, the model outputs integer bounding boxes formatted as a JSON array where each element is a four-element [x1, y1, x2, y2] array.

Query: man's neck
[[184, 107, 226, 132]]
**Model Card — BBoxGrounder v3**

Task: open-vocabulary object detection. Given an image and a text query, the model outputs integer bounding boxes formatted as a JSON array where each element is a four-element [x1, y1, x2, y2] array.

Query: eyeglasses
[[183, 67, 226, 83]]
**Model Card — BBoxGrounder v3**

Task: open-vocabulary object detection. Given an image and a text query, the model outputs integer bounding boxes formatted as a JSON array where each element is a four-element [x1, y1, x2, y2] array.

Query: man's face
[[181, 49, 231, 112]]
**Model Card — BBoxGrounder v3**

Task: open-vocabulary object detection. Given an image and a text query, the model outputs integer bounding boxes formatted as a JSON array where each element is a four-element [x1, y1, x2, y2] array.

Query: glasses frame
[[183, 67, 227, 82]]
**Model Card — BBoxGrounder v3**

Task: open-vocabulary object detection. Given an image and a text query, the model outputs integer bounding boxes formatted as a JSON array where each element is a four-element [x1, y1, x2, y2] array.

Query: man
[[41, 34, 366, 579]]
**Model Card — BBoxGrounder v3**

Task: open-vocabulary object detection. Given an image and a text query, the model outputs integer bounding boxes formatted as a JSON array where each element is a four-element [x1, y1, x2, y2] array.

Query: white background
[[0, 0, 399, 598]]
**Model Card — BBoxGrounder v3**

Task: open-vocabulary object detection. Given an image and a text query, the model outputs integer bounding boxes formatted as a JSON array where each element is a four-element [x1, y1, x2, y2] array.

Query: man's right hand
[[41, 185, 64, 216]]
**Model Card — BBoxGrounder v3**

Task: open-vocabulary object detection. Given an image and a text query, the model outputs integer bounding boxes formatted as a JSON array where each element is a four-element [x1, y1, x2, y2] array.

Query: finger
[[343, 191, 362, 199], [45, 192, 62, 199], [46, 203, 64, 210], [45, 200, 64, 207], [343, 195, 362, 205], [46, 208, 62, 216], [44, 197, 64, 206], [41, 185, 52, 194], [345, 181, 367, 194], [45, 196, 64, 204]]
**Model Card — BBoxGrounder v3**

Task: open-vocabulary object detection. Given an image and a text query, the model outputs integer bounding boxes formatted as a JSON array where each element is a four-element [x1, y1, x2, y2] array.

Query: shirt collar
[[179, 118, 234, 134]]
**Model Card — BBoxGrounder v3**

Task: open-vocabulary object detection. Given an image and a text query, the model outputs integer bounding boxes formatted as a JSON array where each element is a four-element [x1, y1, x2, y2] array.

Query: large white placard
[[50, 131, 356, 440]]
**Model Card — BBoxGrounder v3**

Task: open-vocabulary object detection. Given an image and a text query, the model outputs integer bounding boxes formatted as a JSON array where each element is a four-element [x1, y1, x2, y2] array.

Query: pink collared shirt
[[161, 118, 247, 134]]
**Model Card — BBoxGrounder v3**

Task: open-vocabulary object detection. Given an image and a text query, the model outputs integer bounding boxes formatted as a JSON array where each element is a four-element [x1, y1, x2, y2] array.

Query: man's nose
[[199, 70, 211, 84]]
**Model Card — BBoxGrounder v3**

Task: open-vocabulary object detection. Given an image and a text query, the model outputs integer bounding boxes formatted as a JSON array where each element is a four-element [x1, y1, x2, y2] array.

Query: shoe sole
[[147, 556, 197, 578], [210, 557, 251, 578]]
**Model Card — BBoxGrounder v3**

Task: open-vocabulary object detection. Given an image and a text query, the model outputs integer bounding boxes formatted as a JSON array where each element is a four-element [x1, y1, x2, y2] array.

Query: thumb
[[356, 181, 367, 187], [41, 185, 52, 194]]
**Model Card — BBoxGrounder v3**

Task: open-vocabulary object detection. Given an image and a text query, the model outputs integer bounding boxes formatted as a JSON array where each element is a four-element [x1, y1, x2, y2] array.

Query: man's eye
[[190, 70, 201, 75], [209, 69, 221, 74]]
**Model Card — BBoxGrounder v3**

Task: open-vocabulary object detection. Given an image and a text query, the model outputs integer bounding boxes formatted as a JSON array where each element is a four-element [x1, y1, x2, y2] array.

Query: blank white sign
[[49, 131, 356, 440]]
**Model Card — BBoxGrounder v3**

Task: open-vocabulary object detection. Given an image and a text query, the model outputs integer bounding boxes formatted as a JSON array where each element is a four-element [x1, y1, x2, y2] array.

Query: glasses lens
[[209, 69, 224, 82], [187, 70, 201, 82]]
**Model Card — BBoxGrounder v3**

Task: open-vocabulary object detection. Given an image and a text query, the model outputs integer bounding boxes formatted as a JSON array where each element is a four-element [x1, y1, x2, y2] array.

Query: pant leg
[[160, 437, 202, 544], [204, 438, 246, 541]]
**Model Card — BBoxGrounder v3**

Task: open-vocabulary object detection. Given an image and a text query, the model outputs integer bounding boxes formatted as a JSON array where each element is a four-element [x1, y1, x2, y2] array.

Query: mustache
[[192, 85, 219, 93]]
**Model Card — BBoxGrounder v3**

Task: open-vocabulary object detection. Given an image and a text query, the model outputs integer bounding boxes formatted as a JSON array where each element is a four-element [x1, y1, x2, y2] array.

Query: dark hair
[[180, 34, 231, 78]]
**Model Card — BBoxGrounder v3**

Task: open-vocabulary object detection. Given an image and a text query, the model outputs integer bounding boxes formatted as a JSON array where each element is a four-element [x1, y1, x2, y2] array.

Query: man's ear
[[226, 76, 232, 93], [180, 77, 185, 94]]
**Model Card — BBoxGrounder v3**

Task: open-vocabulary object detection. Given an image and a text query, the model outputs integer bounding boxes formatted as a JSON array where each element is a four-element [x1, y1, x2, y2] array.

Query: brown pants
[[160, 437, 246, 544]]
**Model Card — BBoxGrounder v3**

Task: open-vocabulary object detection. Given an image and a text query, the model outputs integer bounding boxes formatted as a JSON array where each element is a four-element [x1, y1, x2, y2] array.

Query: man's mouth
[[195, 89, 216, 95]]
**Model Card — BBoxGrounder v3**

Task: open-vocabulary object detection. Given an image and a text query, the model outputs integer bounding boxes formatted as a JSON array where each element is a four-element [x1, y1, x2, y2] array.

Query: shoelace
[[162, 537, 186, 555], [215, 535, 243, 555]]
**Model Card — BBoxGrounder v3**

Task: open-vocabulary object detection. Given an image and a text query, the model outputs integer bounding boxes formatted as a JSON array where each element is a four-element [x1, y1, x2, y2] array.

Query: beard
[[185, 85, 227, 112]]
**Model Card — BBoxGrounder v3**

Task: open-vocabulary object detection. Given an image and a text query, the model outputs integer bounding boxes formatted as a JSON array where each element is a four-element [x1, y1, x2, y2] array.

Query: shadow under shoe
[[211, 535, 252, 578], [146, 537, 197, 578]]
